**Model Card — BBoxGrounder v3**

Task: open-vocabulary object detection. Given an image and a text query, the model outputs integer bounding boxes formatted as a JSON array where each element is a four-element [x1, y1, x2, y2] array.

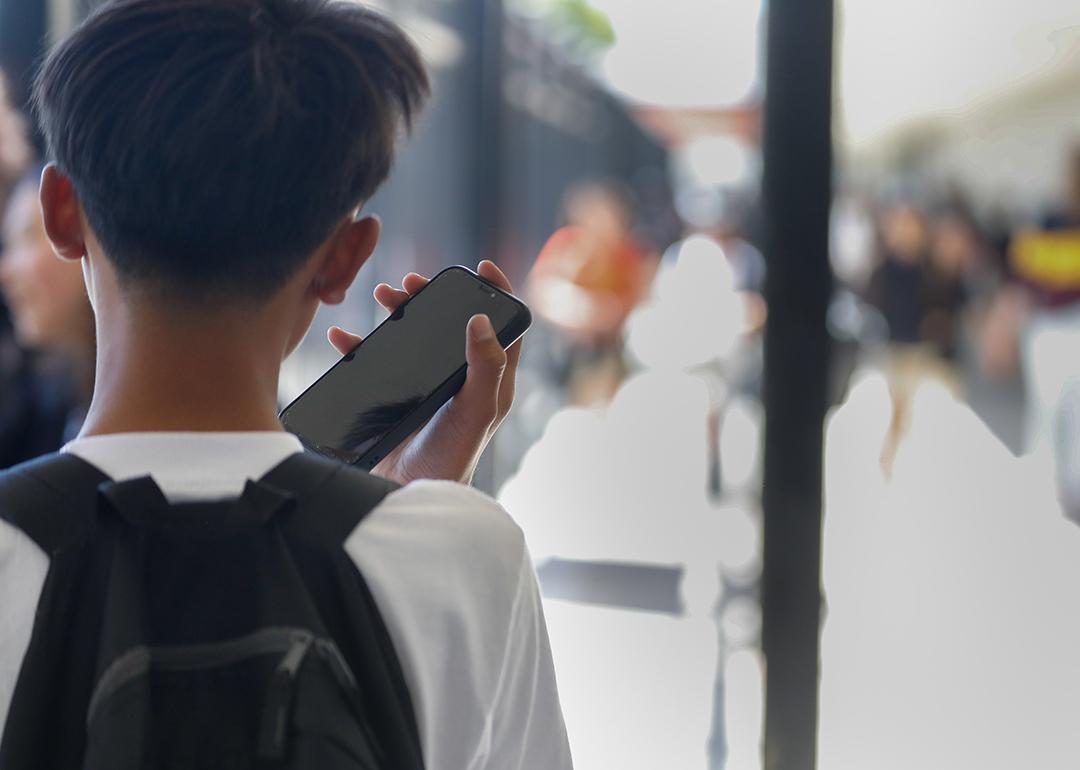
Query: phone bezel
[[279, 264, 532, 470]]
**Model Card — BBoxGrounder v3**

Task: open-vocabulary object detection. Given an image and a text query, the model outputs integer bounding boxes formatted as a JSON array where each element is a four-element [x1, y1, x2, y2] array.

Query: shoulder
[[0, 452, 106, 519], [379, 479, 522, 535], [0, 473, 55, 730], [350, 479, 533, 662], [0, 454, 110, 563], [343, 481, 536, 764], [357, 479, 527, 585], [0, 451, 95, 488], [343, 477, 532, 648], [0, 454, 63, 518]]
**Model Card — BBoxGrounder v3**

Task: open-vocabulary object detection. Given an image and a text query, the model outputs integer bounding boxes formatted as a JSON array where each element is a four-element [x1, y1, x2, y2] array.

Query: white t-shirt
[[0, 432, 572, 770]]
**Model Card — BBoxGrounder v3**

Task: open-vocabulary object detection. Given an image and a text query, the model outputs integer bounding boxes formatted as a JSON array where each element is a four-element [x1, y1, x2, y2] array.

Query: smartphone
[[279, 265, 531, 470]]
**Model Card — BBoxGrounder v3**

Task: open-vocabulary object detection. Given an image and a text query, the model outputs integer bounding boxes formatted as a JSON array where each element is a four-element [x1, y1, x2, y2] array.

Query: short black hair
[[33, 0, 429, 302]]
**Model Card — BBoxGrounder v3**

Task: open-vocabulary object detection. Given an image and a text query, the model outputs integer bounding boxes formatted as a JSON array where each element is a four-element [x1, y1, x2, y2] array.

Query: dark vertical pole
[[760, 0, 833, 768]]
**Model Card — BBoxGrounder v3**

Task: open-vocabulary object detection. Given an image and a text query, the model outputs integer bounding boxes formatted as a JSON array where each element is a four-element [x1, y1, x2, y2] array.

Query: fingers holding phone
[[306, 262, 528, 485], [454, 313, 507, 431], [331, 262, 522, 430]]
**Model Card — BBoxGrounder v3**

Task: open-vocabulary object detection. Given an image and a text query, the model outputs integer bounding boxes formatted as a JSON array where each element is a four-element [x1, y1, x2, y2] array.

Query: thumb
[[447, 315, 507, 431]]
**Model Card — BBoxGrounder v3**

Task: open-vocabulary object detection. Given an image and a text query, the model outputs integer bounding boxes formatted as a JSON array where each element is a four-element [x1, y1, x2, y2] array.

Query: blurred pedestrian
[[923, 209, 977, 361], [988, 145, 1080, 516], [866, 202, 930, 348], [527, 180, 656, 404], [0, 168, 95, 463], [0, 72, 31, 219], [866, 201, 967, 473], [998, 146, 1080, 449]]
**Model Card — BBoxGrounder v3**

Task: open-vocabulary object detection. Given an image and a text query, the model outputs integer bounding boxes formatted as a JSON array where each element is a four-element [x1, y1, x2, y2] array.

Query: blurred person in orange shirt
[[527, 181, 656, 404], [529, 181, 654, 343]]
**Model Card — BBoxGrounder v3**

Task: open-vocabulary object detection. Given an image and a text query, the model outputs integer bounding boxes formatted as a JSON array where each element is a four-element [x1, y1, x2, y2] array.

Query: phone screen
[[281, 267, 527, 464]]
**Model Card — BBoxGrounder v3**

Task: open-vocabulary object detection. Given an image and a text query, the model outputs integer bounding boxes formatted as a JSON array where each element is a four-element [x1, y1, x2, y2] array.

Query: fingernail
[[469, 314, 495, 342]]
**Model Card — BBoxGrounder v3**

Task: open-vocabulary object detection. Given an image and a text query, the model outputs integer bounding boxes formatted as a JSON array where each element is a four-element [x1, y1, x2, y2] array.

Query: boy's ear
[[39, 164, 87, 262], [315, 214, 380, 304]]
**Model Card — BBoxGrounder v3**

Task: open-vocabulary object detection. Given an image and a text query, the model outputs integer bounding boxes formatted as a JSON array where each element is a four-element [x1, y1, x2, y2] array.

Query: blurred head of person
[[31, 0, 429, 384], [0, 170, 92, 356], [562, 181, 634, 245], [930, 211, 978, 279], [0, 70, 32, 218], [880, 203, 929, 265]]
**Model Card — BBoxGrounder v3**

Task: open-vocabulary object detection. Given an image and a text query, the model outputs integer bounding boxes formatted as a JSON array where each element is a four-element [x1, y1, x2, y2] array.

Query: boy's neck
[[79, 300, 288, 437]]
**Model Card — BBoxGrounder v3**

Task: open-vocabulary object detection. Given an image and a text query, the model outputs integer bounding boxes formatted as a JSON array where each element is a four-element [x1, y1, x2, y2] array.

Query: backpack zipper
[[259, 636, 374, 761], [86, 627, 368, 762], [257, 632, 315, 760], [86, 627, 315, 727], [314, 637, 357, 689], [313, 637, 386, 766]]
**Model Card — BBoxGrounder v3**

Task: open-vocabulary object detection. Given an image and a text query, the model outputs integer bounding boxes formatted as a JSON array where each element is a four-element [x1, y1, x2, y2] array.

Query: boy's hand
[[326, 260, 523, 486]]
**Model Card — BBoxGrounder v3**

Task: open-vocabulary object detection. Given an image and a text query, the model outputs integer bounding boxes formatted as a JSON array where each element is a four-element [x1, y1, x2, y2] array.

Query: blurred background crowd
[[3, 0, 1080, 768]]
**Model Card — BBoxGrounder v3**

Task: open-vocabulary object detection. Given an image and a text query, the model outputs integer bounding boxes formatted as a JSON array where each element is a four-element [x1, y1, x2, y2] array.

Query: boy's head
[[32, 0, 429, 306]]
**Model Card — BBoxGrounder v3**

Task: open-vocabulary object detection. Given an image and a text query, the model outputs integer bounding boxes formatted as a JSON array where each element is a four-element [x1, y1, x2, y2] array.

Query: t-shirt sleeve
[[486, 551, 573, 770], [344, 479, 572, 770], [0, 519, 50, 741]]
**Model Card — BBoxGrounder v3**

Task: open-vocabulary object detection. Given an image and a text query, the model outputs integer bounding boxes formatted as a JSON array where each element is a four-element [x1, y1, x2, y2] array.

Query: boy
[[0, 0, 572, 767]]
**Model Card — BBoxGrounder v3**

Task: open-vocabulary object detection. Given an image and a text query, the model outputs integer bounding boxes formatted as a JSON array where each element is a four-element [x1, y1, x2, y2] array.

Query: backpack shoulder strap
[[0, 452, 110, 554], [260, 452, 423, 769], [258, 451, 401, 543]]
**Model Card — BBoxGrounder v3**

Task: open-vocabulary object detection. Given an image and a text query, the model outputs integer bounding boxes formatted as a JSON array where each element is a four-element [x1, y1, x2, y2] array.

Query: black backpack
[[0, 450, 425, 770]]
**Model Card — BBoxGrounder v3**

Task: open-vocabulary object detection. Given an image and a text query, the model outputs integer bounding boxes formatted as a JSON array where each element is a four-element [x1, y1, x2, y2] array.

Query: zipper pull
[[315, 638, 357, 691], [257, 632, 314, 760], [314, 639, 386, 767]]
